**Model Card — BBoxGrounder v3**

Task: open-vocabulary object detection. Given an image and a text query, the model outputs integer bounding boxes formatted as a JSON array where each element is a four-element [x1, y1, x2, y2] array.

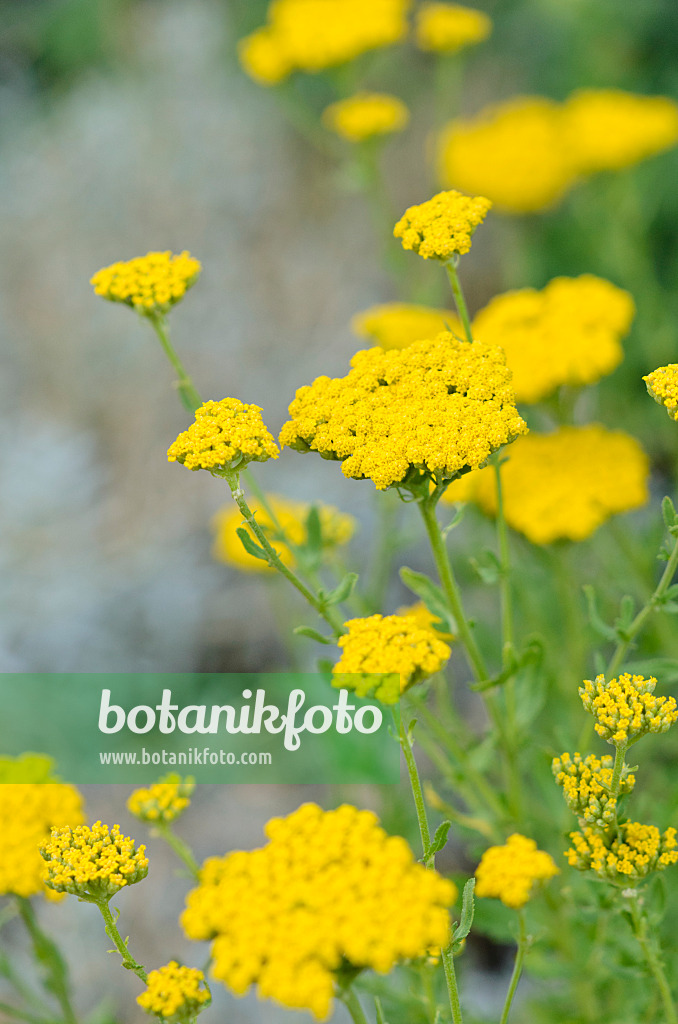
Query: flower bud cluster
[[552, 752, 635, 828], [137, 961, 210, 1022], [128, 775, 194, 825], [579, 673, 678, 746], [566, 823, 678, 882], [168, 398, 279, 473], [475, 834, 559, 908], [90, 251, 201, 315], [393, 189, 492, 261], [40, 822, 148, 900]]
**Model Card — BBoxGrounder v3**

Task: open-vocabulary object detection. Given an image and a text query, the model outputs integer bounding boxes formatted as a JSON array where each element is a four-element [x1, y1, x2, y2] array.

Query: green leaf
[[425, 820, 452, 861], [662, 496, 678, 533], [305, 506, 323, 554], [293, 626, 335, 645], [320, 572, 359, 607], [400, 567, 455, 630], [469, 549, 502, 585], [235, 527, 269, 562], [583, 585, 618, 641], [441, 504, 466, 539], [374, 997, 387, 1024], [453, 878, 476, 943], [613, 594, 636, 639]]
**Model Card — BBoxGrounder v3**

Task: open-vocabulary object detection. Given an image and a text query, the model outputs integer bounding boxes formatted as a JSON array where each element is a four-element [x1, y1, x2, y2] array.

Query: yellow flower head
[[396, 601, 454, 641], [437, 97, 575, 214], [137, 961, 210, 1021], [90, 251, 201, 316], [351, 302, 462, 350], [393, 189, 491, 260], [415, 2, 492, 54], [579, 673, 678, 747], [475, 833, 559, 908], [472, 275, 635, 403], [443, 426, 649, 545], [212, 495, 355, 572], [644, 364, 678, 421], [182, 803, 456, 1020], [332, 613, 452, 702], [322, 92, 409, 143], [563, 89, 678, 174], [280, 334, 527, 491], [168, 398, 279, 473], [239, 0, 410, 82], [552, 752, 635, 828], [40, 822, 149, 899], [0, 755, 84, 899], [567, 822, 678, 882], [127, 775, 194, 825]]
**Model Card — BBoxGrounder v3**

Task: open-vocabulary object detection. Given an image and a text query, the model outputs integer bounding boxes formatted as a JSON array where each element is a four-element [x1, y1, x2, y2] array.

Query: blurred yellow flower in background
[[415, 2, 492, 54], [322, 92, 409, 142], [475, 833, 559, 908], [351, 302, 461, 348]]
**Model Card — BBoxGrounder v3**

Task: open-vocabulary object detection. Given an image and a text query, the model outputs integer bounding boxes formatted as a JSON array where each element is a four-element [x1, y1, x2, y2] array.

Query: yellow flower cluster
[[238, 0, 411, 84], [437, 97, 574, 214], [182, 803, 456, 1020], [280, 334, 527, 491], [90, 251, 201, 315], [563, 89, 678, 174], [471, 275, 635, 403], [437, 91, 678, 213], [415, 2, 492, 54], [40, 822, 149, 899], [443, 426, 649, 544], [212, 494, 355, 572], [322, 92, 409, 142], [351, 302, 461, 350], [332, 613, 452, 703], [127, 775, 194, 825], [644, 364, 678, 421], [168, 399, 279, 473], [552, 752, 635, 828], [567, 822, 678, 882], [475, 834, 559, 909], [393, 189, 492, 260], [579, 674, 678, 747], [137, 961, 210, 1021], [0, 756, 84, 898]]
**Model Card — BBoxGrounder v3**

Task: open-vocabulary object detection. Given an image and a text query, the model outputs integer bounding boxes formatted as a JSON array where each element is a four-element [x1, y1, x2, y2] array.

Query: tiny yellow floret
[[394, 189, 491, 260], [127, 775, 194, 825], [644, 364, 678, 421], [579, 674, 678, 747], [333, 613, 452, 702], [442, 426, 649, 544], [567, 822, 678, 882], [475, 834, 559, 908], [168, 398, 279, 473], [415, 3, 492, 54], [137, 961, 210, 1021], [181, 803, 456, 1020], [40, 822, 149, 899], [280, 334, 527, 491], [351, 302, 462, 349], [552, 752, 635, 827], [90, 251, 201, 316], [323, 92, 409, 142]]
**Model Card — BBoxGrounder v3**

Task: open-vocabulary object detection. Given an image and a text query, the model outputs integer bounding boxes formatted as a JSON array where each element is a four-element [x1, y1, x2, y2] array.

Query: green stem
[[0, 1002, 59, 1024], [444, 260, 473, 343], [398, 717, 431, 862], [499, 911, 528, 1024], [339, 985, 370, 1024], [629, 896, 678, 1024], [16, 898, 77, 1024], [440, 947, 464, 1024], [155, 822, 201, 879], [609, 741, 628, 801], [95, 899, 147, 984], [147, 314, 202, 413], [492, 456, 514, 667], [222, 468, 345, 635]]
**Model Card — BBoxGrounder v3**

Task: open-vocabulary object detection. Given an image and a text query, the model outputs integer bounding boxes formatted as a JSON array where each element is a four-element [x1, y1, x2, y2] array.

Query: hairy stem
[[95, 900, 147, 984]]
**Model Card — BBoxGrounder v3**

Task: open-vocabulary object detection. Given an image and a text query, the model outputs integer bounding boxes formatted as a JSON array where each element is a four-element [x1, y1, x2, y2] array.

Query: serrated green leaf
[[400, 567, 455, 629], [425, 820, 452, 861], [453, 878, 476, 942], [235, 527, 269, 562], [293, 626, 335, 645], [662, 496, 678, 530], [322, 572, 359, 607]]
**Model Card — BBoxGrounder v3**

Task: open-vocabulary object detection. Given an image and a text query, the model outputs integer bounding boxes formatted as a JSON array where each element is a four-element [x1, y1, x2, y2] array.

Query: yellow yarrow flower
[[644, 363, 678, 421], [563, 89, 678, 174], [567, 822, 678, 882], [475, 834, 559, 909], [471, 275, 635, 403], [322, 92, 409, 143], [90, 251, 201, 316], [168, 398, 279, 473], [333, 613, 452, 702], [212, 494, 355, 572], [393, 189, 492, 260], [40, 822, 149, 900], [552, 752, 635, 828], [280, 334, 527, 491], [351, 302, 462, 349], [137, 961, 210, 1021], [237, 27, 293, 85], [442, 426, 649, 545], [0, 755, 84, 899], [415, 2, 492, 54], [127, 775, 194, 825], [437, 97, 575, 214], [182, 803, 456, 1020], [579, 673, 678, 747]]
